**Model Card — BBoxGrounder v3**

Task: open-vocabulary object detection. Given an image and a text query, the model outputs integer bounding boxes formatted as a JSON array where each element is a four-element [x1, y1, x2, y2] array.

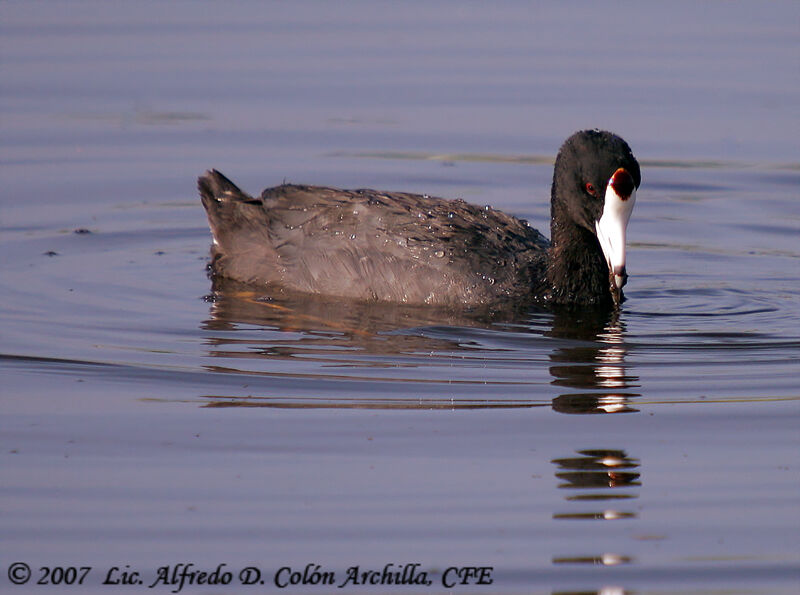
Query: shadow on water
[[199, 277, 641, 416]]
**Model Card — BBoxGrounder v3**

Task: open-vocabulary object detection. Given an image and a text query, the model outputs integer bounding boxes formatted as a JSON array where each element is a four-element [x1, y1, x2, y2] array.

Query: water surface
[[2, 2, 799, 593]]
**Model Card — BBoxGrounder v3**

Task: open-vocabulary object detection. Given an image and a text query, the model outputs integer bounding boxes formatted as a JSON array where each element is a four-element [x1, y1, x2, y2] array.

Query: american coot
[[199, 129, 640, 308]]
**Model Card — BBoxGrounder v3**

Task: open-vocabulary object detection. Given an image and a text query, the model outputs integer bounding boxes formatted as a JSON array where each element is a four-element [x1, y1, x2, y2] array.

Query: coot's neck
[[547, 208, 612, 305]]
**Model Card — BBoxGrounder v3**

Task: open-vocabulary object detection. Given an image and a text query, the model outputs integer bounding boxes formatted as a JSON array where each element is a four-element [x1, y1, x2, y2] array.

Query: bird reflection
[[198, 277, 642, 413], [202, 277, 483, 337], [550, 449, 641, 574], [547, 308, 640, 414], [197, 277, 544, 410], [201, 276, 483, 359], [552, 449, 640, 493]]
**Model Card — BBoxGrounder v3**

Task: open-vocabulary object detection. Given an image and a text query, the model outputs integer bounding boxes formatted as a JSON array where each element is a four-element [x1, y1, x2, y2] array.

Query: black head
[[551, 129, 640, 233], [549, 130, 641, 306]]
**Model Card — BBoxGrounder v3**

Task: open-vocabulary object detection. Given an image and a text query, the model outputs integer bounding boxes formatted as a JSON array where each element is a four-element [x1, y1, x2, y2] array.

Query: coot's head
[[551, 129, 641, 304]]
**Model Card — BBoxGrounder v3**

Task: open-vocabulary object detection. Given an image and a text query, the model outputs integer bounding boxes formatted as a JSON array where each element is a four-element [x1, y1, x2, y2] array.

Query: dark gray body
[[199, 173, 549, 306]]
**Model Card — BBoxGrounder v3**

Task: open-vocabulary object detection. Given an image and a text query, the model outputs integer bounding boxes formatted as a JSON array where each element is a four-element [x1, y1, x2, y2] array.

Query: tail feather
[[198, 169, 254, 208], [198, 170, 277, 283], [198, 169, 267, 250]]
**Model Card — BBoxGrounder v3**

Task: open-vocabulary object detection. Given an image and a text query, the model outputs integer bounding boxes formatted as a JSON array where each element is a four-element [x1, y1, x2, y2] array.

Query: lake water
[[1, 1, 799, 593]]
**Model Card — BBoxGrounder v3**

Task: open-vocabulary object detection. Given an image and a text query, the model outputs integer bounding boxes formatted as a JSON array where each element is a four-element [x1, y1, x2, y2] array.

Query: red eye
[[585, 182, 598, 197]]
